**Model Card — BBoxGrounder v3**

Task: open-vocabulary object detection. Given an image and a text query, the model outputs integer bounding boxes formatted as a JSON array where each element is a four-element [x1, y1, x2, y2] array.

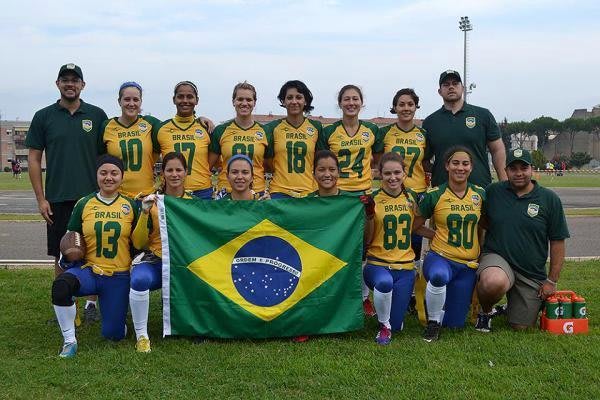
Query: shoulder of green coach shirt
[[423, 103, 500, 188]]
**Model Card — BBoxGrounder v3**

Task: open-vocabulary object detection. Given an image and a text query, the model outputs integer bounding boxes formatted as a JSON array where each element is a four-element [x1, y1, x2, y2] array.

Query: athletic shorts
[[478, 252, 543, 327], [47, 200, 77, 257]]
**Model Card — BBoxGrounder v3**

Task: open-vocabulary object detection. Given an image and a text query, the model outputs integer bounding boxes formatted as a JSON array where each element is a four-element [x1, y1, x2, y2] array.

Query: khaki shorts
[[478, 252, 543, 327]]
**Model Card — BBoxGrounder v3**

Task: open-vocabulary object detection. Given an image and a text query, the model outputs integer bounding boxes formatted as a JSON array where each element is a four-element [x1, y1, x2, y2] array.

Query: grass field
[[531, 173, 600, 188], [1, 261, 598, 399]]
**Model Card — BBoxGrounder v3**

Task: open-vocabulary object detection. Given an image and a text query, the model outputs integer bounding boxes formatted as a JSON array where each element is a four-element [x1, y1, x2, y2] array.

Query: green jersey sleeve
[[67, 194, 92, 233], [208, 123, 227, 154]]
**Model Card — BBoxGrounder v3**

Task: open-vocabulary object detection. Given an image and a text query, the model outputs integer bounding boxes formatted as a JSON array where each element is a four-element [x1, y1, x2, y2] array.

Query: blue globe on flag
[[231, 236, 302, 307]]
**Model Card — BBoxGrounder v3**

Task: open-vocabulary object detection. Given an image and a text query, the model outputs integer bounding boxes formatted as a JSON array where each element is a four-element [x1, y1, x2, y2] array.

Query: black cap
[[58, 63, 83, 80], [439, 69, 462, 85], [506, 148, 533, 166]]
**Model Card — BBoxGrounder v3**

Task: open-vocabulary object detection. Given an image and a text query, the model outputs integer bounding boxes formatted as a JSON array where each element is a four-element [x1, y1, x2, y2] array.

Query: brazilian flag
[[158, 195, 364, 339]]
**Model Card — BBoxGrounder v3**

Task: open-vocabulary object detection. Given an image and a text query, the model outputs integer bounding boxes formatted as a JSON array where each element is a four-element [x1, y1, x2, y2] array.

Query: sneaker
[[475, 312, 492, 333], [375, 324, 392, 345], [84, 303, 100, 324], [59, 342, 78, 358], [363, 298, 376, 317], [491, 304, 507, 317], [292, 335, 310, 343], [423, 320, 441, 342], [135, 337, 151, 353]]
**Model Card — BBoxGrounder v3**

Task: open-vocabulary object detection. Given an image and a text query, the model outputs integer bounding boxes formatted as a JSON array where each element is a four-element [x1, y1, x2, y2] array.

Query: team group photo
[[1, 1, 598, 398]]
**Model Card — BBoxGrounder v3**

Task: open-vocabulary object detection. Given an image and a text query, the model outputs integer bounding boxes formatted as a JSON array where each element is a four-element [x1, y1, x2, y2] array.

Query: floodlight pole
[[459, 16, 473, 103]]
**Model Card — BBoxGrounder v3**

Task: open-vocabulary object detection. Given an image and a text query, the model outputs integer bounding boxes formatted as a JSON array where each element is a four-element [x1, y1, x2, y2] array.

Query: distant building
[[0, 120, 42, 171], [571, 105, 600, 119], [510, 133, 538, 151], [542, 105, 600, 160]]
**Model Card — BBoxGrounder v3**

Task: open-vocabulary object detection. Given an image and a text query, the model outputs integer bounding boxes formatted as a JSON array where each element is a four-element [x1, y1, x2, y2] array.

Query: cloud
[[0, 0, 598, 122]]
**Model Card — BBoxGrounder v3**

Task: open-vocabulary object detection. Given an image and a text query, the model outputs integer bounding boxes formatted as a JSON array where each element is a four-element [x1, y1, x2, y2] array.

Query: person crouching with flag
[[363, 152, 433, 345], [129, 152, 193, 353]]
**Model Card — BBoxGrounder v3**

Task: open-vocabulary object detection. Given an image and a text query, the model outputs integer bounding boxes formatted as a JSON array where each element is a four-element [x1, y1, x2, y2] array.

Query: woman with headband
[[209, 81, 273, 197], [51, 155, 138, 358], [157, 81, 214, 199], [99, 81, 161, 200], [218, 154, 269, 200]]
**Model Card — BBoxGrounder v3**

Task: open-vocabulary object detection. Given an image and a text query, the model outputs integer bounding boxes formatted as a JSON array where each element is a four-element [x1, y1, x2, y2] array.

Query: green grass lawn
[[534, 173, 600, 188], [0, 172, 39, 190], [1, 261, 598, 399]]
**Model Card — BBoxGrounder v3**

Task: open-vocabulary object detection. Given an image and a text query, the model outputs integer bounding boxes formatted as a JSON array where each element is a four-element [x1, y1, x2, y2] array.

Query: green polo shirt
[[423, 103, 501, 188], [483, 181, 570, 281], [26, 100, 108, 202]]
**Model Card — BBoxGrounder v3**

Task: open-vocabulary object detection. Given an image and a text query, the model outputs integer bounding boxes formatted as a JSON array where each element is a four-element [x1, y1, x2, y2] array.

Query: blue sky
[[1, 0, 598, 123]]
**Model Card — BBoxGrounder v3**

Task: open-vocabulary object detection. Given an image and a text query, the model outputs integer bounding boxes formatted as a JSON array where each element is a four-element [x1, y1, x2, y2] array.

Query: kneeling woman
[[363, 152, 432, 345], [129, 152, 192, 352], [51, 155, 138, 358], [418, 146, 485, 342], [219, 154, 269, 200]]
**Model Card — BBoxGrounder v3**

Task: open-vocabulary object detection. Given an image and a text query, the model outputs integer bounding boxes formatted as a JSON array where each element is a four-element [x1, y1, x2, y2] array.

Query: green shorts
[[478, 252, 543, 327]]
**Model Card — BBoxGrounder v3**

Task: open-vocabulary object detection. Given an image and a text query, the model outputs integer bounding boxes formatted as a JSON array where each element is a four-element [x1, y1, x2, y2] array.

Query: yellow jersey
[[99, 115, 161, 198], [317, 120, 381, 192], [68, 193, 138, 274], [157, 115, 212, 191], [379, 124, 428, 193], [418, 183, 485, 265], [209, 120, 273, 193], [264, 118, 321, 197], [367, 189, 417, 269]]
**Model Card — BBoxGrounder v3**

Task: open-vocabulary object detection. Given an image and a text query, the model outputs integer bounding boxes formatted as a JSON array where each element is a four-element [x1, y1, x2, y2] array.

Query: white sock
[[362, 279, 370, 301], [129, 289, 150, 340], [85, 300, 96, 308], [373, 289, 392, 329], [54, 304, 77, 344], [361, 261, 370, 300], [426, 282, 446, 323]]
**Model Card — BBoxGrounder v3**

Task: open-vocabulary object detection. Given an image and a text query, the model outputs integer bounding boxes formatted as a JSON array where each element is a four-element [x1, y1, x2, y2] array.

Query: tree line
[[499, 116, 600, 169]]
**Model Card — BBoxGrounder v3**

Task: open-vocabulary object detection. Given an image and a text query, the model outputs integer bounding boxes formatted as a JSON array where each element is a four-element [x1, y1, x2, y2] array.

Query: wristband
[[545, 278, 557, 285]]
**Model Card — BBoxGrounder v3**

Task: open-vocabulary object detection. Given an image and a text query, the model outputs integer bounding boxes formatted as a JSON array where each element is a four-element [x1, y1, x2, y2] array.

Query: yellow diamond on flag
[[188, 219, 347, 321]]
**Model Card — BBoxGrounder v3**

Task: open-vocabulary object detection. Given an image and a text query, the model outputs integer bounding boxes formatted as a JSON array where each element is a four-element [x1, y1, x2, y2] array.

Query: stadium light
[[459, 16, 473, 102]]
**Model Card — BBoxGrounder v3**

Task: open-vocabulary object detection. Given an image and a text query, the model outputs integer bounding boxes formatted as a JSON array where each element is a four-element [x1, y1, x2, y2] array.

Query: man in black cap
[[474, 148, 569, 332], [26, 63, 108, 322], [423, 70, 507, 188]]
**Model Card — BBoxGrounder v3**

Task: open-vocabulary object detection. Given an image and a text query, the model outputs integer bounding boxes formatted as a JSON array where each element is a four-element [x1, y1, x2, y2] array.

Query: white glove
[[141, 194, 157, 212]]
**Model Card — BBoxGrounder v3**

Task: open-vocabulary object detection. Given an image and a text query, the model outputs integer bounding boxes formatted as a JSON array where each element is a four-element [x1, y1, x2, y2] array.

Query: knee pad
[[429, 274, 448, 287], [51, 273, 80, 306]]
